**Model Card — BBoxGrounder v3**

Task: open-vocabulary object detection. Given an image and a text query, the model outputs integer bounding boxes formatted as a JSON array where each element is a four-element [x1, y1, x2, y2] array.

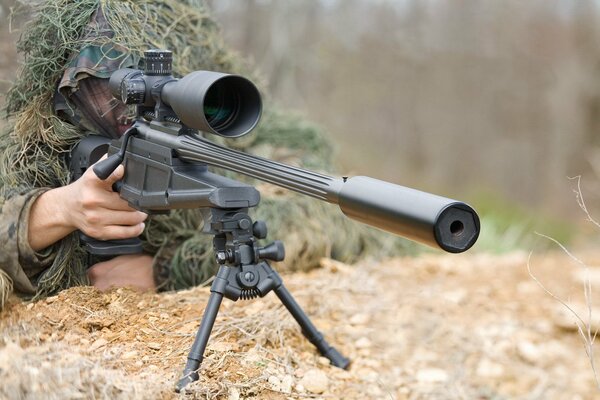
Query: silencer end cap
[[434, 204, 480, 253]]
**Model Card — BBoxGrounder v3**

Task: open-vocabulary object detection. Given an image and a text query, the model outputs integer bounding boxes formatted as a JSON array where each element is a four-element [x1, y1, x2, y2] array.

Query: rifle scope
[[108, 49, 262, 138]]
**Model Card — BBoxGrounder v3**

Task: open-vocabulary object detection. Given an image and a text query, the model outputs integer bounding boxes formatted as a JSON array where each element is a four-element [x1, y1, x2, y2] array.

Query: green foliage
[[471, 192, 577, 253]]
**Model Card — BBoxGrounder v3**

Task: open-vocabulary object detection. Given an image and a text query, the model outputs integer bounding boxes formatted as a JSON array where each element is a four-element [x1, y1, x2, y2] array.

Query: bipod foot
[[273, 280, 350, 369], [175, 359, 200, 393], [174, 287, 224, 392]]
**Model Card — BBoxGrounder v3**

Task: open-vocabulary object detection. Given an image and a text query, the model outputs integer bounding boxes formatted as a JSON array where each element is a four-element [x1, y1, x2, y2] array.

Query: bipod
[[175, 208, 350, 392]]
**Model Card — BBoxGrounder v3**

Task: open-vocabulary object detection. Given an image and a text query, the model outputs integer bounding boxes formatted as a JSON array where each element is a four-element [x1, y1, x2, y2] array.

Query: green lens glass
[[204, 81, 238, 130]]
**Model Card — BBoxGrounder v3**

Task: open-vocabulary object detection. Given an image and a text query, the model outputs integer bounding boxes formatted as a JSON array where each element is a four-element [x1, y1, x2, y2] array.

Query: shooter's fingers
[[96, 209, 148, 227], [84, 222, 146, 241], [102, 164, 125, 189]]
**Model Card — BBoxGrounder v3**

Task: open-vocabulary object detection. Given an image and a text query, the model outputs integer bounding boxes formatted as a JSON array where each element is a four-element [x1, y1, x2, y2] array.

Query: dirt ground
[[1, 250, 600, 399]]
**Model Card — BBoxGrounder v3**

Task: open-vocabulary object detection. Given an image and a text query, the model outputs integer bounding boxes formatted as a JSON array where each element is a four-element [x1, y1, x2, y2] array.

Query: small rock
[[45, 296, 57, 304], [147, 342, 161, 350], [476, 359, 504, 378], [349, 313, 370, 325], [295, 383, 306, 393], [228, 387, 240, 400], [280, 375, 293, 394], [89, 338, 108, 351], [517, 341, 541, 364], [121, 350, 139, 360], [26, 303, 34, 310], [317, 356, 330, 366], [416, 368, 448, 383], [299, 369, 328, 394], [268, 375, 281, 391], [355, 337, 372, 349]]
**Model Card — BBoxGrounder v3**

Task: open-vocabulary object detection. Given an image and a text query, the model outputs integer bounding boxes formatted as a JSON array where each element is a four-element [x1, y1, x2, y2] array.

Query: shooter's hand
[[88, 254, 155, 292], [28, 157, 147, 251], [66, 159, 148, 241]]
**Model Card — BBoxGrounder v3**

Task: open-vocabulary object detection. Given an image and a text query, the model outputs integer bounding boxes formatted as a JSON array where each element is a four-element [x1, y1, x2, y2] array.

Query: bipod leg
[[175, 278, 225, 392], [273, 283, 350, 369]]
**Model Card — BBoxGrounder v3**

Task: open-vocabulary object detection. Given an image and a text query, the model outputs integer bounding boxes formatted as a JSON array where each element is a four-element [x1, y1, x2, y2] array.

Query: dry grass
[[527, 175, 600, 390]]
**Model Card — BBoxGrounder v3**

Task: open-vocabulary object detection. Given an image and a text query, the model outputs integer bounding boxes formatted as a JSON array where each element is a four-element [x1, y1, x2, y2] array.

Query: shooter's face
[[76, 77, 133, 138]]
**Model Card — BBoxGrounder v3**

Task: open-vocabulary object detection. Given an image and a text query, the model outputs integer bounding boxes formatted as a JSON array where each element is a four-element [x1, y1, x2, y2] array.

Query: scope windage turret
[[108, 49, 262, 137]]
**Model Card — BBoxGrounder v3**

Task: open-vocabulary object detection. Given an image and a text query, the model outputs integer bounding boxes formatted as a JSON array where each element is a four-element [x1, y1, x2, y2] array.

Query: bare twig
[[527, 177, 600, 389]]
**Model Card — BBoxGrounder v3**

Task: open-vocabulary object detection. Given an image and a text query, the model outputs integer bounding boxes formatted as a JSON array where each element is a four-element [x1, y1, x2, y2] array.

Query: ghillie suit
[[0, 0, 410, 308]]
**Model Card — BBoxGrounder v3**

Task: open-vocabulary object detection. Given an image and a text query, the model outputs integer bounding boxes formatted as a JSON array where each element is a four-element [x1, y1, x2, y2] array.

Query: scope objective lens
[[203, 81, 240, 131]]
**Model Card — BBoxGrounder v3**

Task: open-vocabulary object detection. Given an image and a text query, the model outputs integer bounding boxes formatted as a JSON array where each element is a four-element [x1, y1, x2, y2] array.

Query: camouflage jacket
[[0, 190, 55, 295]]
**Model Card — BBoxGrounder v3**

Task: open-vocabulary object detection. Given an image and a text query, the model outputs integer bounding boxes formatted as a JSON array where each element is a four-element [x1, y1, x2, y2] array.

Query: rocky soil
[[1, 251, 600, 399]]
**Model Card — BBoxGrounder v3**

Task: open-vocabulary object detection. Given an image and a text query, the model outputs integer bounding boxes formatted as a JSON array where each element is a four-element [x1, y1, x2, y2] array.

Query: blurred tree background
[[2, 0, 600, 249]]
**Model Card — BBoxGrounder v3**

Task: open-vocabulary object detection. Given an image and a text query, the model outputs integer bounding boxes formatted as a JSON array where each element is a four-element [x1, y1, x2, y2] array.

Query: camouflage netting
[[0, 0, 412, 300]]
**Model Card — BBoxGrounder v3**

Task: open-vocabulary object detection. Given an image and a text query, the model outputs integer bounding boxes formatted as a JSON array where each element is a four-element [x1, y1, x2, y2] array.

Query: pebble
[[349, 313, 370, 325], [121, 350, 139, 360], [89, 338, 108, 351], [416, 368, 448, 383], [267, 375, 281, 391], [299, 369, 329, 394], [517, 341, 541, 364], [280, 374, 294, 394], [317, 356, 330, 366], [355, 337, 372, 349], [228, 387, 240, 400], [476, 359, 504, 378], [147, 342, 161, 351]]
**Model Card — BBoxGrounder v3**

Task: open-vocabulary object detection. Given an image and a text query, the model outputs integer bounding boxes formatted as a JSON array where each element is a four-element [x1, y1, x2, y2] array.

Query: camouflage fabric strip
[[58, 6, 136, 95]]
